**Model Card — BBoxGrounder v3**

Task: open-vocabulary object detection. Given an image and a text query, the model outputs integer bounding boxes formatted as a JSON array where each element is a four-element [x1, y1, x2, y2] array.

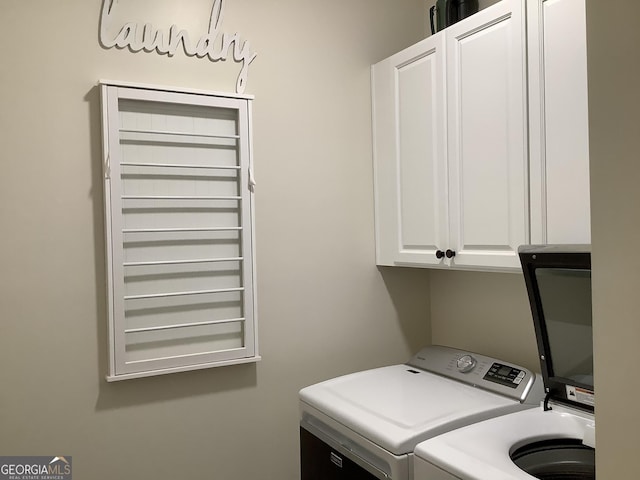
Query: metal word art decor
[[100, 0, 257, 93]]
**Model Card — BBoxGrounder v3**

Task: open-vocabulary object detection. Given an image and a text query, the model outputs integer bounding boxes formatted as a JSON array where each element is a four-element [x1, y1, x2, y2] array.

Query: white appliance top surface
[[414, 406, 596, 480], [299, 364, 526, 456]]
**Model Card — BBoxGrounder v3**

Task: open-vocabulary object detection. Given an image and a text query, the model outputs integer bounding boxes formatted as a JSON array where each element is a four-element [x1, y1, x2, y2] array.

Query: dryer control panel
[[407, 345, 542, 404], [483, 363, 526, 389]]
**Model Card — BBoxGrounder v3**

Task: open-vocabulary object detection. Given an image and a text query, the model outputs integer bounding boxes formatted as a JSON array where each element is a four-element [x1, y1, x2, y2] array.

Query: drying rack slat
[[121, 195, 241, 200], [120, 162, 241, 170], [120, 128, 240, 139], [125, 317, 246, 334], [123, 257, 243, 267], [124, 287, 244, 301], [122, 227, 242, 233]]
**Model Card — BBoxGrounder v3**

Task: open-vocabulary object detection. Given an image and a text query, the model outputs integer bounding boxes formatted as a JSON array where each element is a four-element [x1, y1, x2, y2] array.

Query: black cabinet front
[[300, 427, 380, 480]]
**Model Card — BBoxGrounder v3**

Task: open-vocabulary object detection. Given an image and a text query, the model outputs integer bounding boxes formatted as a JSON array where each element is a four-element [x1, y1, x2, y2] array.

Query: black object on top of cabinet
[[446, 0, 479, 27], [431, 0, 480, 35], [430, 0, 447, 34]]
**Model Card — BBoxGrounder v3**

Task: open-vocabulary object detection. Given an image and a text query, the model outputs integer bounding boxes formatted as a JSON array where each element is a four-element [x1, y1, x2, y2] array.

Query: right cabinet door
[[528, 0, 591, 244], [445, 0, 528, 270]]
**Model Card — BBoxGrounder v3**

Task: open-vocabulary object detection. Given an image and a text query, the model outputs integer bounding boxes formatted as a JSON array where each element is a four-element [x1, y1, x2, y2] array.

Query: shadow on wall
[[378, 266, 431, 354], [94, 362, 258, 411], [84, 86, 258, 411]]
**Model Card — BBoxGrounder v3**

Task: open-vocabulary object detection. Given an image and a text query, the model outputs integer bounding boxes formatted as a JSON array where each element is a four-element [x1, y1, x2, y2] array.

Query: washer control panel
[[483, 363, 526, 389]]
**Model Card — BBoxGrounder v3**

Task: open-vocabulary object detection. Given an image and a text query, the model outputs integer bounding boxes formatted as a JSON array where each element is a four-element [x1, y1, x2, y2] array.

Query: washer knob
[[457, 354, 477, 373]]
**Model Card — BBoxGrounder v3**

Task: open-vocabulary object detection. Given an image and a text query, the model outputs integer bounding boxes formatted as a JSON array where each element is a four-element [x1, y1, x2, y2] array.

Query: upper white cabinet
[[372, 0, 590, 271], [372, 0, 527, 270], [528, 0, 591, 244]]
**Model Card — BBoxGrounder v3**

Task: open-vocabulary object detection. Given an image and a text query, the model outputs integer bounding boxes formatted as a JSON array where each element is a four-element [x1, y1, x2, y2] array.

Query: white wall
[[0, 1, 430, 478], [586, 0, 640, 476], [430, 270, 539, 371]]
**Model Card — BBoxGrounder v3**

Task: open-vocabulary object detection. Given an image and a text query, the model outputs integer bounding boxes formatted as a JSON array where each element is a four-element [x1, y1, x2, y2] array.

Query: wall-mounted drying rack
[[100, 80, 258, 381]]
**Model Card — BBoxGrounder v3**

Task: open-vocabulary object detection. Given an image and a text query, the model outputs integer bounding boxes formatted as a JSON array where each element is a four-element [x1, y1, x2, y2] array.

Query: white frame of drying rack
[[100, 80, 259, 381]]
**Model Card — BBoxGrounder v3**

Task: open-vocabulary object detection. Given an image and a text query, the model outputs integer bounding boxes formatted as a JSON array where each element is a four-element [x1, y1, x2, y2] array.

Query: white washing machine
[[299, 345, 544, 480], [414, 245, 595, 480]]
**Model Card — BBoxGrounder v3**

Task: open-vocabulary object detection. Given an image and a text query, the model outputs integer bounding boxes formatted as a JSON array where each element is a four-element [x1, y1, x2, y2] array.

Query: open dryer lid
[[519, 245, 594, 413]]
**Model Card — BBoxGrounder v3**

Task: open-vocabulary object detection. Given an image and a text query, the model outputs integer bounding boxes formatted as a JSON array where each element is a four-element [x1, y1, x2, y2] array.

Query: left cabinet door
[[372, 33, 447, 267]]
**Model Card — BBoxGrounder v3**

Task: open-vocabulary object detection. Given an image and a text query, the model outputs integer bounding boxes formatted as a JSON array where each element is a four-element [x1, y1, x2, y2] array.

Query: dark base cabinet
[[300, 427, 380, 480]]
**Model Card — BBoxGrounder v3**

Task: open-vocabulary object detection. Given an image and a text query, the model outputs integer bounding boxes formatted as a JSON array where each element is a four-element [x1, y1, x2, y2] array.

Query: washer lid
[[299, 364, 526, 455], [519, 245, 594, 413]]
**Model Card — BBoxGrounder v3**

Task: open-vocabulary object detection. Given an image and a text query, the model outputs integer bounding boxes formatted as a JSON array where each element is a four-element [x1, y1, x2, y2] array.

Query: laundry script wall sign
[[100, 0, 257, 93]]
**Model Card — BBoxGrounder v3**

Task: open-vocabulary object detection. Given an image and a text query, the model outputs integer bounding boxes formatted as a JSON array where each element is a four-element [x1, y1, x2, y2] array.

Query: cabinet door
[[372, 33, 447, 267], [528, 0, 591, 244], [446, 0, 528, 270]]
